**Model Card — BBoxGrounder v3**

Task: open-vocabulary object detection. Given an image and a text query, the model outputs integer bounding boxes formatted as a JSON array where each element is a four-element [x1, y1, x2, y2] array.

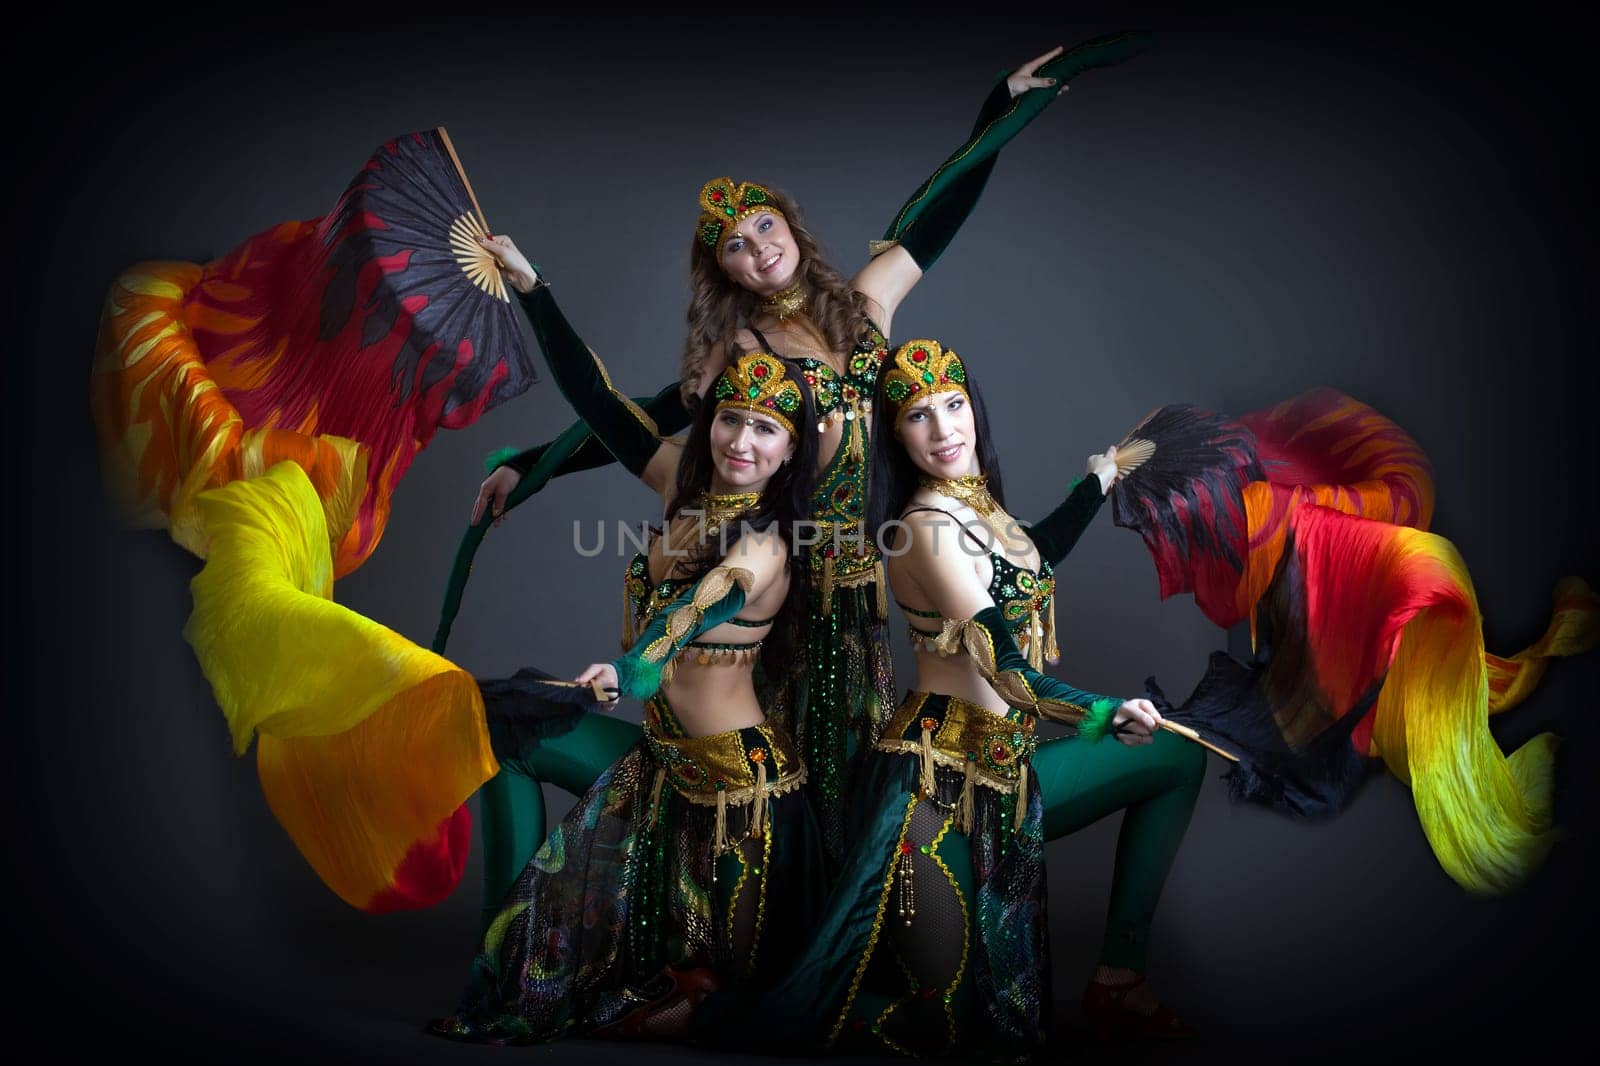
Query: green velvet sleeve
[[964, 605, 1121, 739], [514, 285, 671, 478], [610, 566, 755, 700], [492, 379, 691, 482], [1026, 475, 1106, 566], [879, 30, 1151, 270], [886, 78, 1011, 270]]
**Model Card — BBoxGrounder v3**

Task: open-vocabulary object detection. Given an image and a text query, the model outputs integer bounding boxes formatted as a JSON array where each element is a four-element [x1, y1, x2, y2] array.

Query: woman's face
[[718, 211, 800, 294], [898, 390, 980, 479], [709, 407, 796, 489]]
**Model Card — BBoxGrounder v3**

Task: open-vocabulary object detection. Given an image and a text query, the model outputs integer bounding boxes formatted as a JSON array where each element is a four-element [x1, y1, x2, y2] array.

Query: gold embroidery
[[640, 565, 756, 667], [828, 794, 919, 1048]]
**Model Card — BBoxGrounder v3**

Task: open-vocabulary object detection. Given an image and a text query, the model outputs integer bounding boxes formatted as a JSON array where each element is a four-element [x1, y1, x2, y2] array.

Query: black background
[[4, 8, 1596, 1064]]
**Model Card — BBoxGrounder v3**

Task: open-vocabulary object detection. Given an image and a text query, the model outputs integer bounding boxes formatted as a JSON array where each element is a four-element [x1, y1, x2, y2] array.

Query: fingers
[[574, 664, 604, 684], [472, 486, 490, 525], [1018, 44, 1065, 75], [1016, 76, 1058, 92]]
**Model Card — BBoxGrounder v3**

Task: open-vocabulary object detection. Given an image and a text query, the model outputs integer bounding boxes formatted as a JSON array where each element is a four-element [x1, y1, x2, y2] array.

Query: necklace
[[700, 490, 761, 537], [919, 474, 1025, 551], [759, 282, 807, 321]]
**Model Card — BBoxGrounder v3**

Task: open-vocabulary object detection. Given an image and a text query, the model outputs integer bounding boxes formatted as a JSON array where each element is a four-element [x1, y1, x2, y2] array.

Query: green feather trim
[[1077, 697, 1122, 743], [613, 656, 662, 702], [483, 446, 522, 475]]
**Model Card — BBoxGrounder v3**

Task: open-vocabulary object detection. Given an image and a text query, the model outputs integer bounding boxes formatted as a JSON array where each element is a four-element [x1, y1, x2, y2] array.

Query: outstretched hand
[[575, 662, 621, 712], [1112, 698, 1162, 746], [1007, 45, 1069, 98], [472, 465, 522, 527], [1086, 444, 1124, 493], [477, 234, 541, 293]]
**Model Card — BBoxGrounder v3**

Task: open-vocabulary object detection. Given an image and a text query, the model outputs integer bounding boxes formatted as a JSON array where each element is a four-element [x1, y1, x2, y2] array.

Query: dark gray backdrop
[[4, 8, 1596, 1065]]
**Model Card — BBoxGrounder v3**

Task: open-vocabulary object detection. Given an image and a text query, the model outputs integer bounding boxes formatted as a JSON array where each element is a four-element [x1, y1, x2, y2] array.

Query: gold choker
[[759, 282, 807, 321]]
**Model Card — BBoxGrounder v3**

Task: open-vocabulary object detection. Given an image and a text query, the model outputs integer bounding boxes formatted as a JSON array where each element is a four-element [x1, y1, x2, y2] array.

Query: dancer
[[752, 339, 1198, 1057], [458, 35, 1153, 877], [432, 236, 824, 1042]]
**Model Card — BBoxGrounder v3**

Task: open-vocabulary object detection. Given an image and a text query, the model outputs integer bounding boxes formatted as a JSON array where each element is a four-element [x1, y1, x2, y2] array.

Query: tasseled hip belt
[[876, 691, 1037, 833], [643, 720, 806, 855]]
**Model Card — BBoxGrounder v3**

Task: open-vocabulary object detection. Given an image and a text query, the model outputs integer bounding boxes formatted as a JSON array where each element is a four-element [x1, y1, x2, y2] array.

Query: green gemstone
[[748, 385, 760, 399], [918, 844, 931, 855], [751, 866, 762, 875], [921, 370, 934, 384], [942, 993, 953, 1004]]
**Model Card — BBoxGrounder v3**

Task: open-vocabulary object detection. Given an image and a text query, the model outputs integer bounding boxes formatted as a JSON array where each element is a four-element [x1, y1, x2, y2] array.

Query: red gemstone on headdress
[[900, 842, 913, 854], [912, 349, 927, 362], [764, 398, 775, 406], [992, 744, 1007, 759], [710, 190, 724, 201], [752, 364, 767, 377]]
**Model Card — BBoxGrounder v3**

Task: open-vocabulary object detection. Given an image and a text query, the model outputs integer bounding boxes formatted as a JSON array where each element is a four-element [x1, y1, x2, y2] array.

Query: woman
[[469, 40, 1145, 865], [432, 235, 825, 1042], [754, 339, 1200, 1057]]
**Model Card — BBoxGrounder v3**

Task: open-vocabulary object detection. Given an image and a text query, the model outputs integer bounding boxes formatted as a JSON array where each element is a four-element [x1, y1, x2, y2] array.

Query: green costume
[[431, 28, 1156, 930]]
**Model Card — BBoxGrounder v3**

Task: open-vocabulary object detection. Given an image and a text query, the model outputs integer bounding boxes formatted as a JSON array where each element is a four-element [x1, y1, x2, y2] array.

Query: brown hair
[[681, 184, 875, 407]]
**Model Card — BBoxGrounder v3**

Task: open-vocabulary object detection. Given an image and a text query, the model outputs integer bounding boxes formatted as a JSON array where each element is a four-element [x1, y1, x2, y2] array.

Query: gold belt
[[643, 721, 806, 854], [876, 691, 1037, 833]]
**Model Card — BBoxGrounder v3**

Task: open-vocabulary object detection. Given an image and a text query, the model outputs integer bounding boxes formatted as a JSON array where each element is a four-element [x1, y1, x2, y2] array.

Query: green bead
[[747, 385, 760, 399], [918, 844, 931, 855], [942, 993, 953, 1004], [751, 866, 762, 875]]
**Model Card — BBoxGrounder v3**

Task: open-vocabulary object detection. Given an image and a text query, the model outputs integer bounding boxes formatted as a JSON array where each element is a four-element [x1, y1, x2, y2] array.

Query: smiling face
[[897, 389, 980, 479], [717, 210, 800, 294], [709, 406, 796, 490]]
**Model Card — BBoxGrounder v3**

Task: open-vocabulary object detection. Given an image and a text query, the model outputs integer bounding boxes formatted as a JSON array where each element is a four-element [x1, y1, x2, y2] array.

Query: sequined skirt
[[732, 691, 1050, 1058], [433, 717, 824, 1045]]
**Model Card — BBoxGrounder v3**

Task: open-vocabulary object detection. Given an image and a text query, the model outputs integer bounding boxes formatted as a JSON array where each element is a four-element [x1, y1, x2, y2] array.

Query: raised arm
[[1025, 447, 1121, 565], [479, 235, 678, 494], [854, 33, 1149, 331], [902, 510, 1154, 740]]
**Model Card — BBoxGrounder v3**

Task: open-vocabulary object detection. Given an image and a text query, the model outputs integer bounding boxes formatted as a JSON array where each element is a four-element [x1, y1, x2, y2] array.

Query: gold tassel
[[957, 759, 977, 835], [715, 789, 728, 856], [873, 559, 888, 621], [848, 415, 865, 464], [919, 725, 937, 799], [1027, 608, 1044, 671], [1014, 763, 1029, 833], [647, 767, 667, 828], [752, 760, 769, 837], [1045, 597, 1060, 664]]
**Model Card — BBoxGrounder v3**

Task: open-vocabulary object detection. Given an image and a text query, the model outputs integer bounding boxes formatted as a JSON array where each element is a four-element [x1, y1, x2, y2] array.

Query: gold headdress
[[712, 353, 804, 436], [881, 339, 970, 423], [697, 177, 784, 251]]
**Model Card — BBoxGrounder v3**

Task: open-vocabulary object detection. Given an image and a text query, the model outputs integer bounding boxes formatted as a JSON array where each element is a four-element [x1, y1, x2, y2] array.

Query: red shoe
[[594, 965, 721, 1041], [1082, 974, 1195, 1041]]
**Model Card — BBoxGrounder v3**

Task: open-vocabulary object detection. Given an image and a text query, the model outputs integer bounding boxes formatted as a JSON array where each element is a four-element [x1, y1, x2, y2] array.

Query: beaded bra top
[[747, 321, 891, 611], [896, 507, 1058, 664]]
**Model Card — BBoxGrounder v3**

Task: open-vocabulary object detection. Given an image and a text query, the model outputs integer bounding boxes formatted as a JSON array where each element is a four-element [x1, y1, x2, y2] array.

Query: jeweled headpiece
[[697, 177, 784, 251], [713, 353, 804, 436], [881, 339, 969, 421]]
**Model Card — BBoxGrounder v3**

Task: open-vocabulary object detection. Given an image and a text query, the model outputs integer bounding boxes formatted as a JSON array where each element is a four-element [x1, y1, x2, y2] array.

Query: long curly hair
[[660, 358, 820, 679], [682, 184, 876, 406]]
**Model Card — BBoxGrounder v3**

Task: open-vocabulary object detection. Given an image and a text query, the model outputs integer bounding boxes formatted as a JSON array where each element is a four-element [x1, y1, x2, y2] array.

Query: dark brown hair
[[681, 184, 876, 405]]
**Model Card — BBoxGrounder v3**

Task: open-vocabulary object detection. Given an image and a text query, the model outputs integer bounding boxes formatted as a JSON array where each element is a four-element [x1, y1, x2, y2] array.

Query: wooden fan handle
[[438, 126, 490, 231], [1159, 720, 1239, 762]]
